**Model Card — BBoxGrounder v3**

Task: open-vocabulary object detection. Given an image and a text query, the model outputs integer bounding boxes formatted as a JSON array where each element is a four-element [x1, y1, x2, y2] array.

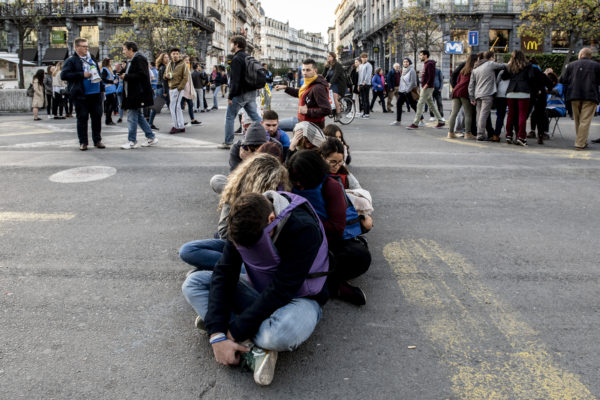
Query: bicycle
[[329, 90, 356, 125]]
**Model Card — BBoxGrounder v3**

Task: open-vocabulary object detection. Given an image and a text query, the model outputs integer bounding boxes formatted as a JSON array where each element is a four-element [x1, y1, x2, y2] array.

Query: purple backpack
[[235, 192, 329, 297]]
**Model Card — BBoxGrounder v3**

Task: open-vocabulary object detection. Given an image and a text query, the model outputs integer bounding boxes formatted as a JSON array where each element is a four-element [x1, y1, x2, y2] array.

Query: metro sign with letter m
[[445, 41, 464, 54]]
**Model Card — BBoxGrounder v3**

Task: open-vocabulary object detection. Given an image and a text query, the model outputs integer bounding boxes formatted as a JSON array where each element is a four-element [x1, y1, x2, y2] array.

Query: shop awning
[[22, 48, 38, 62], [42, 47, 68, 63], [0, 52, 36, 65]]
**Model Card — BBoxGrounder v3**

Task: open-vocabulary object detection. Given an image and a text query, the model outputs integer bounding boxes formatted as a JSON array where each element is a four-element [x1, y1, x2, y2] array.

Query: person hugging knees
[[319, 137, 373, 233], [287, 150, 371, 306], [181, 153, 290, 271], [181, 189, 330, 386]]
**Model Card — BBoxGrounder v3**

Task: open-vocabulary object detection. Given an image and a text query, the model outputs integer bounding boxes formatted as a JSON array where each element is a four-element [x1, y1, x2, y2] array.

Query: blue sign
[[468, 31, 479, 46], [445, 41, 464, 54]]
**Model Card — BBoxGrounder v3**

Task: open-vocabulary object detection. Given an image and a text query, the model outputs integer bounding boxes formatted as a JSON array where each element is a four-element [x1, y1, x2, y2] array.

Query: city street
[[1, 91, 600, 399]]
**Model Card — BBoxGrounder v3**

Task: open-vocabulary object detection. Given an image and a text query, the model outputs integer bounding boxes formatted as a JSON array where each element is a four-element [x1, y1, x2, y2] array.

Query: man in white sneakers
[[119, 41, 158, 149]]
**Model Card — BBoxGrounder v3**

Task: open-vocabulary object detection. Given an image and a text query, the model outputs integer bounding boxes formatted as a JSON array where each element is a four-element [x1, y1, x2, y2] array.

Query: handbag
[[26, 84, 34, 97], [210, 84, 216, 91], [411, 87, 420, 101]]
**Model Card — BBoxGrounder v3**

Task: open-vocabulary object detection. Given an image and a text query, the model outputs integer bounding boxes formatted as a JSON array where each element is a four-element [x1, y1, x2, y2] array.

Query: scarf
[[298, 75, 317, 100], [402, 66, 410, 77]]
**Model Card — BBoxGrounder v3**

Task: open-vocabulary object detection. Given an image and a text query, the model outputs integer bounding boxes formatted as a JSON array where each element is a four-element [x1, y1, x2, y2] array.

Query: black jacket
[[205, 204, 328, 341], [61, 54, 104, 100], [228, 50, 253, 100], [503, 64, 535, 94], [324, 62, 347, 94], [121, 53, 154, 109], [158, 64, 169, 93], [560, 58, 600, 103]]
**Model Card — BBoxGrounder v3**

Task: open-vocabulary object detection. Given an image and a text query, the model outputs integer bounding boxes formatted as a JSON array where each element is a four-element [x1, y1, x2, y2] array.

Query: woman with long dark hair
[[502, 50, 535, 146], [287, 150, 371, 306], [447, 54, 478, 139], [324, 51, 347, 117], [31, 69, 45, 121]]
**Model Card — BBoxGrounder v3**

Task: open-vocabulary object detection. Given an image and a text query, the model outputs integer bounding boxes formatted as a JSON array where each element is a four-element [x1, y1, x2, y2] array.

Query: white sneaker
[[252, 348, 278, 386], [141, 137, 158, 147], [441, 117, 446, 122], [120, 141, 138, 149], [389, 121, 401, 126], [429, 117, 435, 121], [47, 115, 52, 119], [418, 121, 425, 127]]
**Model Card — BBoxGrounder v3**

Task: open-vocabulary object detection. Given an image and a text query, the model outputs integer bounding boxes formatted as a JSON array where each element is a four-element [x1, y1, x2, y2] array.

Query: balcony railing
[[207, 6, 221, 21], [235, 9, 247, 23], [0, 2, 215, 32]]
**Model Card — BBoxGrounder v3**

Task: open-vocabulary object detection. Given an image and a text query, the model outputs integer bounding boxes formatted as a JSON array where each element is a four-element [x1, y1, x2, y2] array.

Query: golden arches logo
[[525, 41, 538, 51]]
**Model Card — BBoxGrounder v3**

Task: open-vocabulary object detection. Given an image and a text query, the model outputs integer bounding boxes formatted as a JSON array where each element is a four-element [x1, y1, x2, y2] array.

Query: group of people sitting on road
[[180, 105, 374, 385]]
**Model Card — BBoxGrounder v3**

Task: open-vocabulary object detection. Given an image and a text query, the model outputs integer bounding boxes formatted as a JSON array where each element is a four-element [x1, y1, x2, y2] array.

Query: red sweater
[[321, 176, 347, 243]]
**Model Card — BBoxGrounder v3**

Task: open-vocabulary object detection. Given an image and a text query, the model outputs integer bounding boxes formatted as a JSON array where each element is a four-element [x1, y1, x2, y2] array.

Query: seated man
[[210, 121, 282, 194], [182, 191, 329, 386], [262, 110, 290, 160]]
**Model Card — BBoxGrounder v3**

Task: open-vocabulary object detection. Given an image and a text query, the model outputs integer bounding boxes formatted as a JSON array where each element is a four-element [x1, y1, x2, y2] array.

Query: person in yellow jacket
[[165, 47, 188, 133]]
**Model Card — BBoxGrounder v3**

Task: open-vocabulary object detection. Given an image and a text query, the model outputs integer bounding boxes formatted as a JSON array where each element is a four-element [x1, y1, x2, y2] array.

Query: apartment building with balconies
[[0, 0, 214, 65]]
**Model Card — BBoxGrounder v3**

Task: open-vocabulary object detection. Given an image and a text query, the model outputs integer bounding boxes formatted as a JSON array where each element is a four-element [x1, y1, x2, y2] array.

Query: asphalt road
[[1, 91, 599, 399]]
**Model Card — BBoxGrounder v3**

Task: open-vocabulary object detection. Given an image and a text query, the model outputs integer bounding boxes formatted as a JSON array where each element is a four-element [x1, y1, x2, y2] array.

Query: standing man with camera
[[61, 37, 104, 151]]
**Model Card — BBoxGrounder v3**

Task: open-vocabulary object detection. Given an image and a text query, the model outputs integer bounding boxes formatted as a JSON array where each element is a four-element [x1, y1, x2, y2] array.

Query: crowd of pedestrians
[[348, 47, 600, 150]]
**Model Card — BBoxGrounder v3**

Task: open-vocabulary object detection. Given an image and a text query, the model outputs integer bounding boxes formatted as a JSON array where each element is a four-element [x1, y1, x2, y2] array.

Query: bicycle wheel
[[337, 97, 355, 125]]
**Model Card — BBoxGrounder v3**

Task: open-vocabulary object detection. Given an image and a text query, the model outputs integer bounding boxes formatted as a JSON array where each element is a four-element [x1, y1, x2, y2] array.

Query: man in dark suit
[[119, 41, 157, 149], [61, 37, 105, 151]]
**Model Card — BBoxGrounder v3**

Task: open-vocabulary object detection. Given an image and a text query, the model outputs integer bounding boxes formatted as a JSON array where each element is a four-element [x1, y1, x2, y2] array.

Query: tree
[[389, 6, 443, 63], [519, 0, 600, 71], [107, 2, 203, 60], [0, 0, 43, 88]]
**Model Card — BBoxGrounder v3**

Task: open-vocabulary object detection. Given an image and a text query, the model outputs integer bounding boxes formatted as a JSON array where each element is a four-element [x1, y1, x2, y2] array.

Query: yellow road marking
[[0, 212, 75, 221], [384, 239, 595, 399]]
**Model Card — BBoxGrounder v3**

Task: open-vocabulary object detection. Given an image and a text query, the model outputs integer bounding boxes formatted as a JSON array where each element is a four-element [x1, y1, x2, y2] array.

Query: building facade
[[333, 0, 356, 65], [0, 0, 214, 65], [330, 0, 591, 77], [260, 14, 328, 70]]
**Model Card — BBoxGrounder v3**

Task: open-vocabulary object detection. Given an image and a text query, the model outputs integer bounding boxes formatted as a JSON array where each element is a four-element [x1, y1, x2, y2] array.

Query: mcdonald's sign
[[521, 37, 543, 53]]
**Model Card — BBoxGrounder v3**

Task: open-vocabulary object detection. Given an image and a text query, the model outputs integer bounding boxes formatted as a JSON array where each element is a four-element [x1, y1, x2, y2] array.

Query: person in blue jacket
[[369, 67, 387, 113], [262, 110, 290, 160]]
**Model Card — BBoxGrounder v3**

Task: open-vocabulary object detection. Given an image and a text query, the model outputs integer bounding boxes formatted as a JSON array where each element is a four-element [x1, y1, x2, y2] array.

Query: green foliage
[[498, 53, 600, 74], [0, 0, 44, 88], [107, 2, 202, 60], [389, 6, 444, 62], [519, 0, 600, 69]]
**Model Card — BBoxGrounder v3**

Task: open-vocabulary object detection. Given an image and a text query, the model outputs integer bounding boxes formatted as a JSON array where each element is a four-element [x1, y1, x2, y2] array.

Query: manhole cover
[[49, 166, 117, 183]]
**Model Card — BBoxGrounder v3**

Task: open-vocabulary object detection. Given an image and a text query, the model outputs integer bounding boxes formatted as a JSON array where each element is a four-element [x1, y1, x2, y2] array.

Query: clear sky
[[259, 0, 337, 43]]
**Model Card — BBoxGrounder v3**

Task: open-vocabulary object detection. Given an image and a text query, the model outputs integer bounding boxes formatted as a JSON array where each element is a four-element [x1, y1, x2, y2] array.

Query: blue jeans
[[182, 270, 322, 351], [127, 108, 154, 142], [181, 97, 195, 120], [278, 116, 298, 132], [224, 90, 261, 144], [212, 85, 220, 109], [179, 239, 226, 270]]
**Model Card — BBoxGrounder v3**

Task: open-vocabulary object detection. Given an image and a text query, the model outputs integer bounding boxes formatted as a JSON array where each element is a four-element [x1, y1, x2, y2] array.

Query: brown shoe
[[79, 144, 88, 151], [490, 135, 500, 142], [94, 142, 106, 149]]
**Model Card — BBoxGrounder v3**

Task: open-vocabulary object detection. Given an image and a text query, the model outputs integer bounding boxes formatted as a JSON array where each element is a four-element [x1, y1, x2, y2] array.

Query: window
[[489, 29, 509, 52], [551, 30, 569, 50]]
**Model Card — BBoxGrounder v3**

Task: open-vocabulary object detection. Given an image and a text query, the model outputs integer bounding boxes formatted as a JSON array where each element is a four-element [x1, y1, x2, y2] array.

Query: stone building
[[329, 0, 589, 77], [0, 0, 214, 65], [260, 14, 327, 70]]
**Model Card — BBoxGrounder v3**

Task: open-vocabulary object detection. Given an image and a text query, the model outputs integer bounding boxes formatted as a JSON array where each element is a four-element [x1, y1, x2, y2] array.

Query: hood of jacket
[[425, 59, 437, 68]]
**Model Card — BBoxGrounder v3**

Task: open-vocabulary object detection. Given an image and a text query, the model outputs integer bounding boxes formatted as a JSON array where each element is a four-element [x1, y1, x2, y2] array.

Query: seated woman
[[286, 121, 326, 161], [180, 153, 290, 271], [287, 150, 371, 306], [319, 138, 373, 233], [323, 123, 352, 165]]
